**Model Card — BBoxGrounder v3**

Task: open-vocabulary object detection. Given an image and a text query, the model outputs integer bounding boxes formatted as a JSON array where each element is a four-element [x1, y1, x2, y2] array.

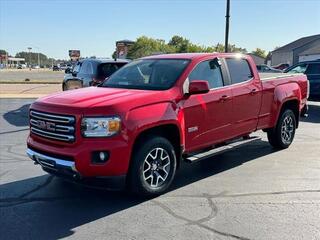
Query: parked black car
[[285, 60, 320, 99], [63, 58, 129, 91], [52, 65, 60, 71], [256, 64, 282, 73]]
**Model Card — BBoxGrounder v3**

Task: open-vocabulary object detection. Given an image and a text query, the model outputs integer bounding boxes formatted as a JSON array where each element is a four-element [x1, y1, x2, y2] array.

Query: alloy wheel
[[142, 148, 171, 188], [281, 115, 294, 144]]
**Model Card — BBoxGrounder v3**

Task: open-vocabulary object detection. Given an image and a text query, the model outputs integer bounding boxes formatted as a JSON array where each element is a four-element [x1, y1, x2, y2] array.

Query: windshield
[[285, 64, 307, 74], [102, 59, 190, 90]]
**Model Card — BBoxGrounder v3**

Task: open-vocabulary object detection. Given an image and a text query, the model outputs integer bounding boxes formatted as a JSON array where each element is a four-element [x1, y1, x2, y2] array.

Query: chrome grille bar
[[29, 110, 76, 142], [30, 110, 75, 124]]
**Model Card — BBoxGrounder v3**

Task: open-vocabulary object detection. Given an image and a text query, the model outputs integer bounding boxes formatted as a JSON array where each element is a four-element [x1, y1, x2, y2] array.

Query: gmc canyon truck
[[27, 53, 308, 196]]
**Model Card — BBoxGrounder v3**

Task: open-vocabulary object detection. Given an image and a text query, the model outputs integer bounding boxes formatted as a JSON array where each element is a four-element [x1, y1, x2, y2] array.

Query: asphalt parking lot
[[0, 99, 320, 240]]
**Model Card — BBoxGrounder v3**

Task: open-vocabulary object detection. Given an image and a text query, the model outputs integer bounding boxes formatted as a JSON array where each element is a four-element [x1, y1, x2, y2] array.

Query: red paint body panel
[[27, 53, 308, 178]]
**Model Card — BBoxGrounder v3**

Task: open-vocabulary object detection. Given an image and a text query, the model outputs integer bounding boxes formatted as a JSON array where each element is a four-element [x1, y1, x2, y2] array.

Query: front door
[[182, 59, 234, 152]]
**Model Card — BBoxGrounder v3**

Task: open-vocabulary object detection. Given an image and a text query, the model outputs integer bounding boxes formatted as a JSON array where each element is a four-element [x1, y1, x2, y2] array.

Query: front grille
[[30, 110, 75, 142]]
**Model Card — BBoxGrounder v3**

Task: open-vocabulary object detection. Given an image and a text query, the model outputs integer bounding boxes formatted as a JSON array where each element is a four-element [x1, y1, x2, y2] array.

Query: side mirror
[[188, 80, 210, 95]]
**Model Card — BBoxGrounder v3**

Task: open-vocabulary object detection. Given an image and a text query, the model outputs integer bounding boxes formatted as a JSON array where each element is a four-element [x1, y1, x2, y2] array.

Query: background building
[[248, 53, 266, 65], [271, 34, 320, 66]]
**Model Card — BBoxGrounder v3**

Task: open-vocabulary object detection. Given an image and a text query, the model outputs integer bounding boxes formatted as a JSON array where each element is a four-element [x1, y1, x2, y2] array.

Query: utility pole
[[28, 47, 32, 70], [38, 52, 40, 67], [5, 51, 8, 69], [224, 0, 230, 53]]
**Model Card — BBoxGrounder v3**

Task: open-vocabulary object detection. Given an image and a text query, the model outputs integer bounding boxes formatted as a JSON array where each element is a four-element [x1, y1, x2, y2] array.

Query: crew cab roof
[[141, 52, 249, 61], [78, 58, 130, 64]]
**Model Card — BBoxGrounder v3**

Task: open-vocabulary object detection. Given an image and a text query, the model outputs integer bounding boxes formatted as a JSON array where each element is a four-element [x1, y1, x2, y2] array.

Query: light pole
[[28, 47, 32, 70], [224, 0, 230, 53], [38, 52, 40, 67]]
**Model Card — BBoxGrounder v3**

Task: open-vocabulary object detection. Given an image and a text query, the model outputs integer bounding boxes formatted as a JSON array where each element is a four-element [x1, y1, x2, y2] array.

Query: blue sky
[[0, 0, 319, 59]]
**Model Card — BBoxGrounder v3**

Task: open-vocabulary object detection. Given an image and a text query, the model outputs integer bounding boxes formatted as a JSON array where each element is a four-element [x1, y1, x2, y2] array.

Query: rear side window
[[306, 64, 320, 75], [189, 59, 223, 88], [98, 63, 127, 78], [79, 61, 94, 74], [226, 58, 253, 84]]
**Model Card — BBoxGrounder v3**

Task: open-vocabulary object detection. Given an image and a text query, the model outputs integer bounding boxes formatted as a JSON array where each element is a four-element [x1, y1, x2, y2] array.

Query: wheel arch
[[278, 99, 300, 128], [130, 123, 182, 169]]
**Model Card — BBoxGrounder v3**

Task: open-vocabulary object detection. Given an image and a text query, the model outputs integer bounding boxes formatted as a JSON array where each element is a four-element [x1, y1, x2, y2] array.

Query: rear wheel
[[267, 109, 296, 149], [128, 136, 177, 197]]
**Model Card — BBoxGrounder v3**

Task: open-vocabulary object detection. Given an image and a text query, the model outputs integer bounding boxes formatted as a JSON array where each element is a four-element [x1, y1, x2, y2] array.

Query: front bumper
[[27, 133, 131, 177], [27, 147, 126, 189], [27, 148, 78, 176]]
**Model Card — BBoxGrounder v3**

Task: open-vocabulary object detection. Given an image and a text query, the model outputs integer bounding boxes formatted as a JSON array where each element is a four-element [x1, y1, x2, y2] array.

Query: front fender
[[125, 102, 184, 145]]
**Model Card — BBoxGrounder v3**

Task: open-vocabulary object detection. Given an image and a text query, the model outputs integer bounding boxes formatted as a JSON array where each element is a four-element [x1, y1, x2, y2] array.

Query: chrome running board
[[185, 136, 260, 163]]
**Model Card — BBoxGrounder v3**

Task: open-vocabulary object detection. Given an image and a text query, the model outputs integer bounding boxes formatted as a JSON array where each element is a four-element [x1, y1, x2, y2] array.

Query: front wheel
[[267, 109, 296, 149], [128, 136, 177, 197]]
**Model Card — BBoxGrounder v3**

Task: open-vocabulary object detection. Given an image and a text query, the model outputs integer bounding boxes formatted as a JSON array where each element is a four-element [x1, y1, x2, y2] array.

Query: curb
[[0, 82, 61, 84], [0, 94, 46, 99]]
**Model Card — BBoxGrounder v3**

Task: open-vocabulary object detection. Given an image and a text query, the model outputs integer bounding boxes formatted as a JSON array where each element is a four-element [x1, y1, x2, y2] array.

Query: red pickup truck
[[27, 53, 308, 196]]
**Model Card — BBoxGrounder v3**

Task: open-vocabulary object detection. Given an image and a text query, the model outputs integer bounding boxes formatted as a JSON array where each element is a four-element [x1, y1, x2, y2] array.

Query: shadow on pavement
[[3, 104, 30, 127], [0, 139, 277, 240]]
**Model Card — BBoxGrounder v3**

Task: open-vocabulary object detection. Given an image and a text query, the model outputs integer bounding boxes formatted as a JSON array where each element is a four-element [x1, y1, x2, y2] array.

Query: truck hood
[[34, 87, 173, 113]]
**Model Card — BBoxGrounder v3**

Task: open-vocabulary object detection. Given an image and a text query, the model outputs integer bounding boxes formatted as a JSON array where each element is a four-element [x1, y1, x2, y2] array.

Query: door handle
[[250, 88, 257, 95], [219, 95, 231, 102]]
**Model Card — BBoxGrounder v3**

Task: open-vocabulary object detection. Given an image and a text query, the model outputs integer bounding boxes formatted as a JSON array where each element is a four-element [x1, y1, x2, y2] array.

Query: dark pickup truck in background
[[27, 53, 308, 196]]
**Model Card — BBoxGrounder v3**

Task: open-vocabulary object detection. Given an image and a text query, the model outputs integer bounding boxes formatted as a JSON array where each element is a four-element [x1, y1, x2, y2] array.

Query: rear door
[[182, 58, 234, 152], [224, 58, 263, 136]]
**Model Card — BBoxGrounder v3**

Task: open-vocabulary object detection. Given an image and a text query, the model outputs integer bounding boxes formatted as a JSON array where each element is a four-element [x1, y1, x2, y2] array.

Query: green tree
[[0, 49, 8, 55], [168, 35, 190, 52], [251, 48, 267, 58], [112, 51, 117, 59], [127, 36, 175, 59], [15, 51, 53, 66], [212, 43, 247, 53], [125, 35, 248, 59]]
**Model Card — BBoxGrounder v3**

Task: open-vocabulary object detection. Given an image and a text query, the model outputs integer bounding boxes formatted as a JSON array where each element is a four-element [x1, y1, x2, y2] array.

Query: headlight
[[81, 117, 121, 137]]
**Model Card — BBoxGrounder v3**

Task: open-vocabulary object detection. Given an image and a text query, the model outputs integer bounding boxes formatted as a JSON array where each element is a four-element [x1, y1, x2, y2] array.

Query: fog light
[[91, 151, 109, 164], [99, 152, 106, 161]]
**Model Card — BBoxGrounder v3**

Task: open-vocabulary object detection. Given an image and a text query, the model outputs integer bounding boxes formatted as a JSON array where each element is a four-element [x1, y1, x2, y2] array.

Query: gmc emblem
[[36, 120, 56, 131]]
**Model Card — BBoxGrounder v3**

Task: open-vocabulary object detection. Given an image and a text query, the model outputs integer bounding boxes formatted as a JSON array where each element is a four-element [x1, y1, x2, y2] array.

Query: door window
[[98, 63, 127, 78], [79, 61, 94, 74], [226, 58, 253, 84], [189, 59, 224, 88], [306, 63, 320, 75]]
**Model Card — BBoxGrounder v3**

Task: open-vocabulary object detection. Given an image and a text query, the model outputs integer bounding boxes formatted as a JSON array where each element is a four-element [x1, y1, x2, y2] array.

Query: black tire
[[267, 109, 296, 149], [62, 83, 67, 91], [128, 136, 177, 197], [300, 105, 308, 117]]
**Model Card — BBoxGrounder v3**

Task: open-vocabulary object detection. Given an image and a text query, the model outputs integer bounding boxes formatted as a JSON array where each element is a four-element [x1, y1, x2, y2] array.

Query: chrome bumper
[[26, 148, 77, 172]]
